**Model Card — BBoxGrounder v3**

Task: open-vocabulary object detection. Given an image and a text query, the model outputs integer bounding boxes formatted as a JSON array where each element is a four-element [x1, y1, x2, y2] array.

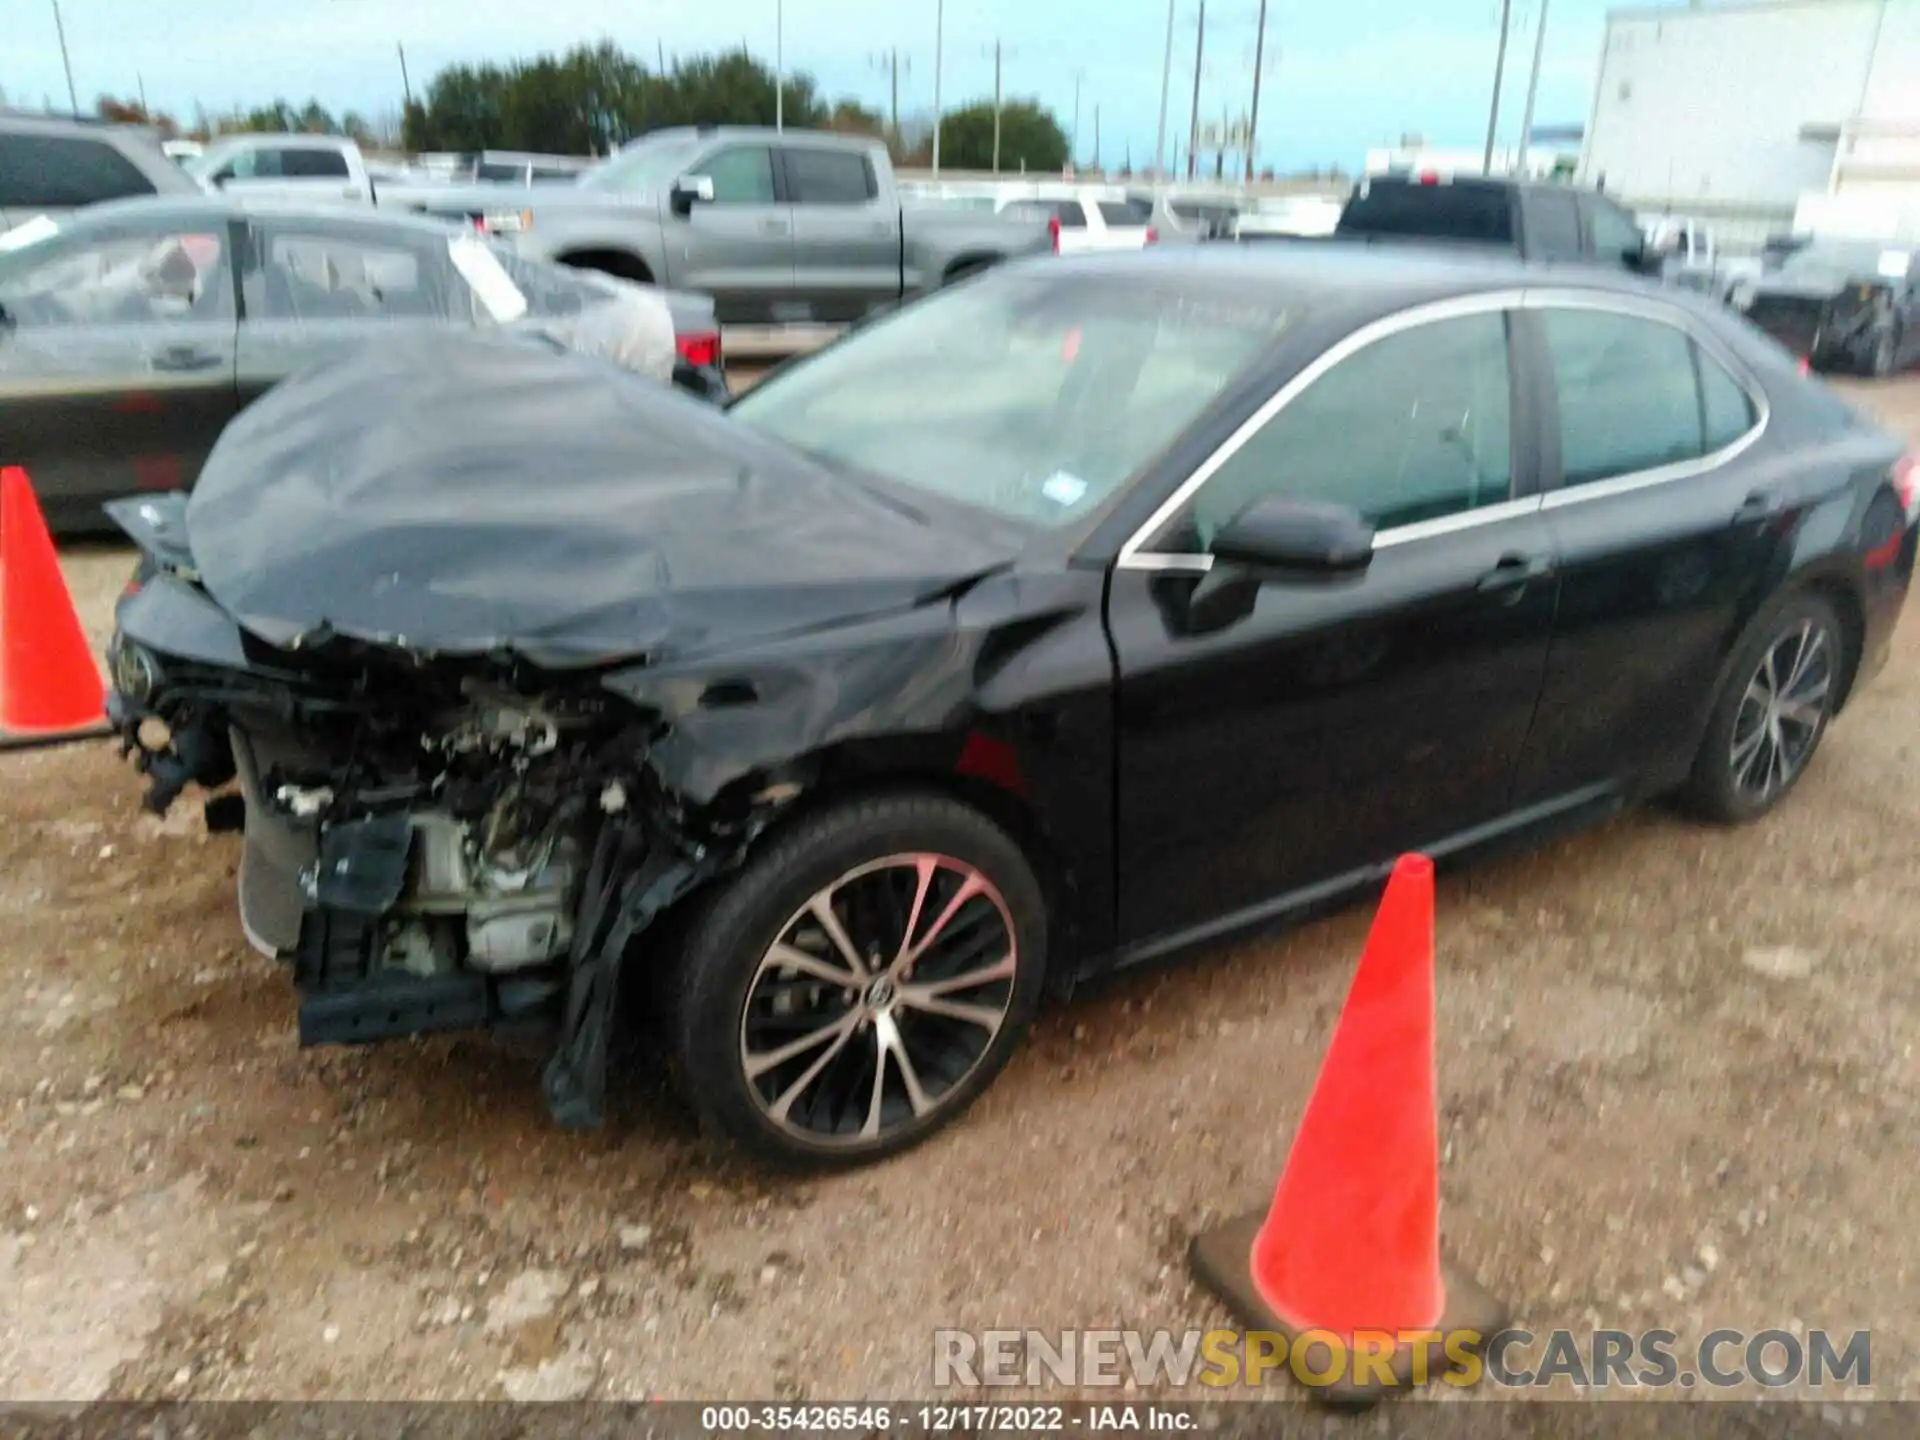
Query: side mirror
[[670, 174, 715, 217], [1166, 498, 1374, 637], [1210, 496, 1375, 574]]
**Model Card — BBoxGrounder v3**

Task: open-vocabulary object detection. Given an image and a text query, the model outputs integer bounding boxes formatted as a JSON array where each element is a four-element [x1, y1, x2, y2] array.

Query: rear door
[[234, 216, 464, 407], [0, 216, 239, 529], [780, 144, 900, 323], [674, 144, 795, 326], [1510, 293, 1798, 805], [1109, 301, 1561, 949]]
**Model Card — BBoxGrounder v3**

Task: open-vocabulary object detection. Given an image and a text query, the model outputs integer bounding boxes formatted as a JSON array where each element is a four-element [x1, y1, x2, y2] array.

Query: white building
[[1582, 0, 1920, 211]]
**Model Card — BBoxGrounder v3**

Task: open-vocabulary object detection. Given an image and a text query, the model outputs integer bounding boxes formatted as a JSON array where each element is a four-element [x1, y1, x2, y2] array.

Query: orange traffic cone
[[0, 466, 109, 747], [1187, 855, 1507, 1406]]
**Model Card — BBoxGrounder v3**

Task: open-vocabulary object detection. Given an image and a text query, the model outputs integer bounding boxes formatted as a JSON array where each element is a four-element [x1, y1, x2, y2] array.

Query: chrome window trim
[[1115, 285, 1771, 573]]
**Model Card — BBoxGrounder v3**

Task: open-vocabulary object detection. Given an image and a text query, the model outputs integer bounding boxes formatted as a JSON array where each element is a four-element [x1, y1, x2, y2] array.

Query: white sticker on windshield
[[0, 214, 59, 253], [1878, 250, 1911, 280], [1041, 471, 1090, 507], [447, 233, 528, 322]]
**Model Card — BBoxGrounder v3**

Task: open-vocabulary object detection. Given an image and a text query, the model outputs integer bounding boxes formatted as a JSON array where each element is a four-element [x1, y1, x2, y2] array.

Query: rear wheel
[[1683, 593, 1843, 823], [669, 794, 1047, 1167]]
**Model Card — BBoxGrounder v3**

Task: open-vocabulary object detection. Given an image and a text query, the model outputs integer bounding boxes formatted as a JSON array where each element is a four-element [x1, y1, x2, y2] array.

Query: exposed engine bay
[[110, 618, 726, 1128]]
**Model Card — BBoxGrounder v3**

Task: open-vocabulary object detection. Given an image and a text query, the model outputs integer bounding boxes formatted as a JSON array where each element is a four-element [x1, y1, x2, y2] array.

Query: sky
[[5, 0, 1623, 170]]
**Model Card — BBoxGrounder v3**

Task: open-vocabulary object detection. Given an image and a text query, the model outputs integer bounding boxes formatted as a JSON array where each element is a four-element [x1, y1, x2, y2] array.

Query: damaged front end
[[110, 560, 731, 1128]]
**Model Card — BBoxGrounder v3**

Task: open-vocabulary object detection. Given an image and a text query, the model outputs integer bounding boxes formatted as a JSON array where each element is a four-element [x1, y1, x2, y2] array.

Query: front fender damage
[[547, 603, 1008, 1127]]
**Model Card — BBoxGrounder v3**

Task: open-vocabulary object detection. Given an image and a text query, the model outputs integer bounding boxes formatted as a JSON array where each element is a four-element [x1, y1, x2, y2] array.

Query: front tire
[[1683, 593, 1843, 824], [669, 793, 1047, 1168]]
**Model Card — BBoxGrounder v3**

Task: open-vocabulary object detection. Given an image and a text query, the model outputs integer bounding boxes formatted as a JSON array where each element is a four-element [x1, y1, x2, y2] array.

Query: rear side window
[[1098, 199, 1152, 225], [1055, 202, 1087, 229], [280, 149, 350, 179], [1338, 180, 1514, 244], [784, 149, 876, 204], [1698, 349, 1758, 450], [1544, 308, 1738, 484], [0, 133, 156, 208]]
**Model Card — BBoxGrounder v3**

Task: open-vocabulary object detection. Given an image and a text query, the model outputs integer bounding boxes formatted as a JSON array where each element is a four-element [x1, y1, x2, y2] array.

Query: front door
[[672, 144, 795, 326], [233, 216, 460, 408], [1109, 303, 1561, 951], [0, 216, 239, 531]]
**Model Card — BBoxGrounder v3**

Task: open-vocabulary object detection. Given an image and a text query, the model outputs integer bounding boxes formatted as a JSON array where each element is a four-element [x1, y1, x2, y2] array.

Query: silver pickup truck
[[384, 126, 1054, 327]]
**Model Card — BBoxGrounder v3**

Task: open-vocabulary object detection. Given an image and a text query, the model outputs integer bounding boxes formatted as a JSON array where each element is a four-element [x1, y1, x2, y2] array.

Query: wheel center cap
[[864, 976, 897, 1011]]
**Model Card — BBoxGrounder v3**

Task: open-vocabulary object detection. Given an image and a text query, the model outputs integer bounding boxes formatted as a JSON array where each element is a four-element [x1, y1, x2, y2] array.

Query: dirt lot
[[3, 376, 1917, 1405]]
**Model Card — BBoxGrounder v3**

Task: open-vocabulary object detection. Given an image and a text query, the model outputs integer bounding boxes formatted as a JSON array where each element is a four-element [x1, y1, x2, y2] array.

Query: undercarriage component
[[299, 972, 491, 1046]]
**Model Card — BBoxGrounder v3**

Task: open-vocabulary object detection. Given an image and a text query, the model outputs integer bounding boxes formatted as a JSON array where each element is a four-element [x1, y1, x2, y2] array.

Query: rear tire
[[1682, 593, 1843, 824], [668, 793, 1047, 1168]]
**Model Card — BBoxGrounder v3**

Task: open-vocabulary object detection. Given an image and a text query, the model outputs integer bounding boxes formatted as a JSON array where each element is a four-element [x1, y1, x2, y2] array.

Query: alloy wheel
[[738, 853, 1018, 1147], [1728, 619, 1832, 805]]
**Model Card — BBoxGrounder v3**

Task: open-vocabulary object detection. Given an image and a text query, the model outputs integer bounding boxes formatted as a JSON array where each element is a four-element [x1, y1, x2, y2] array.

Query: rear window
[[0, 133, 156, 208], [280, 149, 350, 179], [1338, 179, 1515, 245], [1098, 199, 1152, 226]]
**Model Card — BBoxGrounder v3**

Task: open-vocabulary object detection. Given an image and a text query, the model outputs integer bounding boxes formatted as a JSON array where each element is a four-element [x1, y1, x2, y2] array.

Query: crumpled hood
[[182, 329, 1020, 668]]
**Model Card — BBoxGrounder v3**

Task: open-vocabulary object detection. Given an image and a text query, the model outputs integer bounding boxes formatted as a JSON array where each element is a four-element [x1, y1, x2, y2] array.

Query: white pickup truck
[[185, 134, 377, 206]]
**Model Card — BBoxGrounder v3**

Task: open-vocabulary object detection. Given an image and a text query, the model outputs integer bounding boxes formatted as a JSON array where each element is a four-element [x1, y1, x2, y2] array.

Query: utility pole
[[1246, 0, 1269, 181], [657, 38, 666, 73], [1093, 105, 1101, 171], [50, 0, 78, 114], [1517, 0, 1551, 178], [932, 0, 945, 175], [1071, 69, 1086, 167], [1155, 0, 1175, 177], [137, 72, 147, 114], [775, 0, 784, 131], [983, 42, 1012, 173], [1483, 0, 1514, 175], [397, 42, 414, 107], [870, 50, 908, 147], [1186, 0, 1206, 180]]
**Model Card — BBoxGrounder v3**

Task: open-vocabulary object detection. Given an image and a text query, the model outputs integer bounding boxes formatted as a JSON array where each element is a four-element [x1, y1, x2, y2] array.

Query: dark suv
[[0, 112, 200, 228]]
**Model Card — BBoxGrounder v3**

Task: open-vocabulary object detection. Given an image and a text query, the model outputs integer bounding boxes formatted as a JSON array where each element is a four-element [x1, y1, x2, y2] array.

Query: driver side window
[[1182, 310, 1514, 548], [698, 147, 777, 205]]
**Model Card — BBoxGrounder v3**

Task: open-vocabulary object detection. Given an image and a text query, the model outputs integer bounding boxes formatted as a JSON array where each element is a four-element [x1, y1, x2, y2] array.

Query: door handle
[[148, 345, 223, 373], [759, 218, 791, 236], [1731, 489, 1786, 524], [1476, 553, 1555, 597]]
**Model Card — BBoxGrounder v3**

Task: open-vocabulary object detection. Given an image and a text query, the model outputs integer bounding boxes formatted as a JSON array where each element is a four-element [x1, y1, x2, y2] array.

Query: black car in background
[[1332, 171, 1665, 274], [0, 197, 727, 534], [1736, 238, 1920, 377], [105, 247, 1917, 1167]]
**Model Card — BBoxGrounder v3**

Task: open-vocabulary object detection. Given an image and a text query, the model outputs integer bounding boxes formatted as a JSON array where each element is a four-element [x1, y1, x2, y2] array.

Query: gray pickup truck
[[388, 126, 1053, 327]]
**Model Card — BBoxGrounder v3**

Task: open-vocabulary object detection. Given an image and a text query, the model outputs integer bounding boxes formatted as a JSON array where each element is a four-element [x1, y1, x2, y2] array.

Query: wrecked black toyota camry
[[107, 249, 1915, 1167]]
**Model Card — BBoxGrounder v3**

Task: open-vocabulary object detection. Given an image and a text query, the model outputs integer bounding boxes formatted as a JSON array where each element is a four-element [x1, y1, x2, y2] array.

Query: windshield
[[578, 134, 707, 193], [729, 272, 1290, 528], [1778, 240, 1911, 281]]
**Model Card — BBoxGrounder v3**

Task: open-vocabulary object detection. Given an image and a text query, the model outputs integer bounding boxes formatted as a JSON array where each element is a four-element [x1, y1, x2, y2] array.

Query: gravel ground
[[3, 375, 1916, 1405]]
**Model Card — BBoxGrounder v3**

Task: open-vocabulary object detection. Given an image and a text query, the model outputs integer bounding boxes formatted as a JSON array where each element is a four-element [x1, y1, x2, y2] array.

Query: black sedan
[[0, 197, 727, 534], [104, 247, 1917, 1167], [1736, 238, 1920, 376]]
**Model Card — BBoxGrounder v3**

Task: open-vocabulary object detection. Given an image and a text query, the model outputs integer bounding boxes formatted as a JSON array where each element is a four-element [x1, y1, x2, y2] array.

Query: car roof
[[1016, 241, 1669, 311], [35, 193, 469, 241]]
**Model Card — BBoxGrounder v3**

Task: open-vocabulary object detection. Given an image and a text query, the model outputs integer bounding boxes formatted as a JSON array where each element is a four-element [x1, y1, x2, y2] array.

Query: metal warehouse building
[[1582, 0, 1920, 235]]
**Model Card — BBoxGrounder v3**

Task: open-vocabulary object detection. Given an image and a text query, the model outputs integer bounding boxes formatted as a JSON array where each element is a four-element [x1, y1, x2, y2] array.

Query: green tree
[[933, 99, 1068, 172]]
